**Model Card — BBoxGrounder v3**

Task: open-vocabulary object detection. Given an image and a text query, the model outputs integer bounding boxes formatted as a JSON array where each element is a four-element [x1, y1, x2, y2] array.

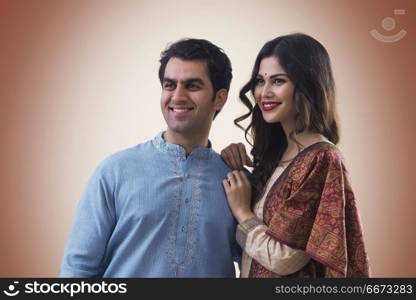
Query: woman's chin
[[262, 115, 280, 124]]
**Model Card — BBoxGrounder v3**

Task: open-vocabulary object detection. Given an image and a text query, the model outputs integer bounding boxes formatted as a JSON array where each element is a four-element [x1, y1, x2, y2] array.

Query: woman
[[221, 33, 370, 277]]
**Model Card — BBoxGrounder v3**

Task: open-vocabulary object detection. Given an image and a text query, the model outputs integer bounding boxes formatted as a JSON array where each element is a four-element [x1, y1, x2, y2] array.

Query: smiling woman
[[254, 57, 296, 126], [221, 33, 370, 278]]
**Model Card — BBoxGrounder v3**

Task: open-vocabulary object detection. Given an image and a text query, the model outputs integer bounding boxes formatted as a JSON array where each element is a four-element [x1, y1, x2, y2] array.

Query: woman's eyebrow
[[256, 73, 289, 78], [269, 73, 289, 78]]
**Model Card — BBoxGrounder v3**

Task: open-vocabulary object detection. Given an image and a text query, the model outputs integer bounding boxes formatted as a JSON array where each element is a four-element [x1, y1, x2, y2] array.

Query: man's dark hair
[[159, 38, 232, 118]]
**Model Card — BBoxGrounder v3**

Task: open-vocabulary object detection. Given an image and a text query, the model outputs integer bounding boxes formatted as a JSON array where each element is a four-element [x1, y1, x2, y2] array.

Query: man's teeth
[[170, 107, 193, 112]]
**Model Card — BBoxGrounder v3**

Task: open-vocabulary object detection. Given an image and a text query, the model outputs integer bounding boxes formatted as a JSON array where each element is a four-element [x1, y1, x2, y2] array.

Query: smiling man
[[60, 39, 239, 277], [160, 57, 226, 153]]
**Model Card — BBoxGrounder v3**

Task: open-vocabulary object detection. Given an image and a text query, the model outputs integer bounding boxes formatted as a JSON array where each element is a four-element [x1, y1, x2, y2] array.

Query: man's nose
[[172, 85, 187, 101]]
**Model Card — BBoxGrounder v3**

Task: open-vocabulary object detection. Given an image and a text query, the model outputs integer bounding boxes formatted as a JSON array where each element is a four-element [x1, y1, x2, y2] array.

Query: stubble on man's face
[[160, 58, 217, 138]]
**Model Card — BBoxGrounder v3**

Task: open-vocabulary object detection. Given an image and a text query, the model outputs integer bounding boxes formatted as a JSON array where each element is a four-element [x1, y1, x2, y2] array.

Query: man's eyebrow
[[162, 77, 205, 85], [183, 78, 205, 85], [162, 77, 176, 83]]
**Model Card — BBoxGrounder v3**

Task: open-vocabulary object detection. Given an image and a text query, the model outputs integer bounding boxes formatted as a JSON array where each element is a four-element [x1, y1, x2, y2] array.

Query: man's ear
[[213, 89, 228, 111]]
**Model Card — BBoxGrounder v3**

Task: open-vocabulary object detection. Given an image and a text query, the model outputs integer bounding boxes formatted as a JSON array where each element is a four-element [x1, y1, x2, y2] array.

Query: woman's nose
[[261, 82, 273, 99]]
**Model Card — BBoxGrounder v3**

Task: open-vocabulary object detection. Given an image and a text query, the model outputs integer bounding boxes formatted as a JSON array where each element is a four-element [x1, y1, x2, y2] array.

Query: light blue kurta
[[60, 132, 239, 277]]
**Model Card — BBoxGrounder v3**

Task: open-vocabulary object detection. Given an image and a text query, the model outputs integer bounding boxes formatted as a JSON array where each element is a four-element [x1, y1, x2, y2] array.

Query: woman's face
[[254, 56, 296, 126]]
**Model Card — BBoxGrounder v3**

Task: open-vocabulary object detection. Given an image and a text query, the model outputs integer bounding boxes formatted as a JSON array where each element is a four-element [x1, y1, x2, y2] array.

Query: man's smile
[[168, 105, 195, 116]]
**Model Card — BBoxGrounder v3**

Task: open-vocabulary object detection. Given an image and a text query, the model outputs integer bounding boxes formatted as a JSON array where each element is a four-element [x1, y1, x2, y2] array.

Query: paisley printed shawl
[[249, 142, 370, 277]]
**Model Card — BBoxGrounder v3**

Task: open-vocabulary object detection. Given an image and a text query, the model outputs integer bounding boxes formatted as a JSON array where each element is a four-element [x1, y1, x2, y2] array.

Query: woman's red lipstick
[[261, 101, 281, 111]]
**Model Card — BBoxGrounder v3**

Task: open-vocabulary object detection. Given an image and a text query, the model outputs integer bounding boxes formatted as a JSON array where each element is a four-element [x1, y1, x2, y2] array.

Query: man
[[60, 38, 239, 277]]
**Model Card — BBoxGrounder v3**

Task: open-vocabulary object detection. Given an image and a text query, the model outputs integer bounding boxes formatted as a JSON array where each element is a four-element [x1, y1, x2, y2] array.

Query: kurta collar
[[153, 131, 213, 160]]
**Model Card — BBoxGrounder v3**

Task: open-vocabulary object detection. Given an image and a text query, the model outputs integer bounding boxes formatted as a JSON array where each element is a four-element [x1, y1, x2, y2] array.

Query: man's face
[[161, 57, 225, 137]]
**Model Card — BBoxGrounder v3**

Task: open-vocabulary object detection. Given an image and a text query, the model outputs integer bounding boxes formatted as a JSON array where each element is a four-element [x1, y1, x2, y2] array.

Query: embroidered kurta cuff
[[236, 216, 263, 248]]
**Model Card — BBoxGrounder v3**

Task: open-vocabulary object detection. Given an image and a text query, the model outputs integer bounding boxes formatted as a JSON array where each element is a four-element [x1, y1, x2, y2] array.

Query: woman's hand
[[221, 143, 253, 170], [223, 170, 255, 223]]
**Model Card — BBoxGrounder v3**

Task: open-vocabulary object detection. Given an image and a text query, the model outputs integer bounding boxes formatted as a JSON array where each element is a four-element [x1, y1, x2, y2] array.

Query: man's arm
[[60, 166, 116, 277]]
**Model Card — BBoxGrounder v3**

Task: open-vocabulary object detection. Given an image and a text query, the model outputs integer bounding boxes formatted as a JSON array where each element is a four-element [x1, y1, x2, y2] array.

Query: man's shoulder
[[209, 150, 232, 173], [96, 139, 155, 172]]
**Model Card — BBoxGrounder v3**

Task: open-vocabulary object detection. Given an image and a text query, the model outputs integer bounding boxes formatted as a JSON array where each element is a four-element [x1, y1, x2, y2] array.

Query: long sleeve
[[60, 165, 116, 277], [236, 216, 310, 276]]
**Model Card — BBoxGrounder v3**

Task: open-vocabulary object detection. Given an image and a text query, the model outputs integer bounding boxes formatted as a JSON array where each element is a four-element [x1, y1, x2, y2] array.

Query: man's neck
[[163, 130, 209, 156]]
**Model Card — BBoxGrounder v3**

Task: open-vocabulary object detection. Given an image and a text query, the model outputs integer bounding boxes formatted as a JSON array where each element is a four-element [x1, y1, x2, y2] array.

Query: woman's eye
[[254, 78, 264, 85], [273, 78, 286, 84]]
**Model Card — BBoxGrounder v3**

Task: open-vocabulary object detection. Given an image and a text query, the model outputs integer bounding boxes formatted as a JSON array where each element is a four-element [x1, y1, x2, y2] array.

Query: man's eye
[[187, 84, 200, 90], [163, 82, 175, 89]]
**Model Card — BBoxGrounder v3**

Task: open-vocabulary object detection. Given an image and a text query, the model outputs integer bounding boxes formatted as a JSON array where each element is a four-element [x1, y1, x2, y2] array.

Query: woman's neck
[[280, 128, 329, 163]]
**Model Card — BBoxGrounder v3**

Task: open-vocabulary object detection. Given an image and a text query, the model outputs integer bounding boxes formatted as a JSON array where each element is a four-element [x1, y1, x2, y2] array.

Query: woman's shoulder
[[284, 142, 346, 190], [287, 142, 345, 179], [299, 141, 343, 163]]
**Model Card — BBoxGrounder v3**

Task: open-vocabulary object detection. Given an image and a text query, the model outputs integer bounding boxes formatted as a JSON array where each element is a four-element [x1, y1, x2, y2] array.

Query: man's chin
[[166, 124, 195, 135]]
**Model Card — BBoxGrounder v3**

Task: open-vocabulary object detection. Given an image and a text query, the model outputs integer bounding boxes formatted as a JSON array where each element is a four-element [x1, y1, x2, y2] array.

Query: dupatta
[[249, 142, 370, 277]]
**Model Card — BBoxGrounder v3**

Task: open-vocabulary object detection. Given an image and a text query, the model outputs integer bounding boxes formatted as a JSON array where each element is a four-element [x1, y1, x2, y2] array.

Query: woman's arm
[[223, 171, 309, 275], [237, 217, 309, 275]]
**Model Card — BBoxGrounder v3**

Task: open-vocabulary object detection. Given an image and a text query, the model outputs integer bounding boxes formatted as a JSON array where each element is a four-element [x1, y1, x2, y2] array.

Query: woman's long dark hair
[[235, 33, 339, 201]]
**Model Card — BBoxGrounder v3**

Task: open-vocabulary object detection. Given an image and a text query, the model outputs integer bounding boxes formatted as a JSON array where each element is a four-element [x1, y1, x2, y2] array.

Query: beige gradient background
[[0, 0, 415, 277]]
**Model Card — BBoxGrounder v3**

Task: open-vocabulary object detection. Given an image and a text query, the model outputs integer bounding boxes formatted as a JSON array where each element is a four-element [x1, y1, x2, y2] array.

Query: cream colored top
[[237, 164, 310, 277]]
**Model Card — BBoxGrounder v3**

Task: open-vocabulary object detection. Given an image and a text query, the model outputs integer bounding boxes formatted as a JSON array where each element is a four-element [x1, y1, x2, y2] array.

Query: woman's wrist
[[235, 210, 256, 224]]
